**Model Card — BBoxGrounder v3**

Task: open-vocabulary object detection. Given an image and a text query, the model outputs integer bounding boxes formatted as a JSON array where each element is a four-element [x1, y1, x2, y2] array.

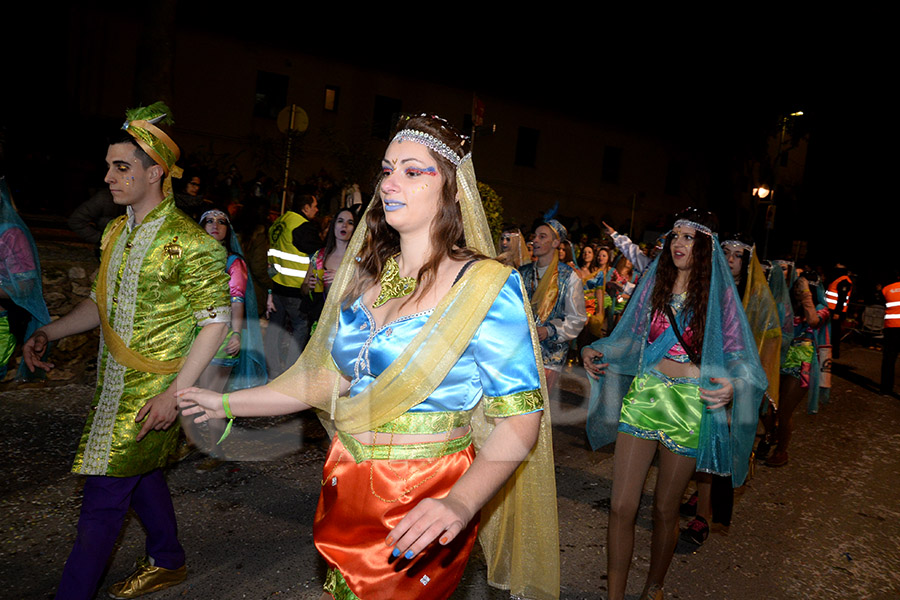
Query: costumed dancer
[[23, 102, 231, 600], [519, 219, 587, 391], [680, 234, 781, 546], [0, 176, 51, 381], [582, 208, 766, 600], [305, 207, 359, 329], [582, 245, 614, 341], [762, 266, 830, 467], [497, 223, 530, 269], [189, 208, 266, 462], [178, 114, 559, 600]]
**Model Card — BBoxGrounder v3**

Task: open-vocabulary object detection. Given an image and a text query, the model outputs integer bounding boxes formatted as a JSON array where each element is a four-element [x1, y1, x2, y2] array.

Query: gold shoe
[[107, 557, 186, 599]]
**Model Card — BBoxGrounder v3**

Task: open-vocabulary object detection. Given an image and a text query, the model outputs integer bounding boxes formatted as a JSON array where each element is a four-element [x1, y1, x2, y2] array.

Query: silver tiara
[[673, 219, 712, 235], [392, 129, 462, 166], [722, 240, 752, 253]]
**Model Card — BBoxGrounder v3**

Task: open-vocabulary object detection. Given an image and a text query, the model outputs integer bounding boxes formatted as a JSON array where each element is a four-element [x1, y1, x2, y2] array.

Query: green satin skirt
[[618, 370, 702, 457]]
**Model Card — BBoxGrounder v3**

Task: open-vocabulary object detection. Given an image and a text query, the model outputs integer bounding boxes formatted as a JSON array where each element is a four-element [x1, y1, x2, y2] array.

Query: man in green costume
[[24, 102, 230, 600]]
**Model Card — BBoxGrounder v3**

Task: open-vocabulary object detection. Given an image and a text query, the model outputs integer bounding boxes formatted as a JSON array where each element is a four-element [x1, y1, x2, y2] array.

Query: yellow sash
[[95, 216, 185, 374]]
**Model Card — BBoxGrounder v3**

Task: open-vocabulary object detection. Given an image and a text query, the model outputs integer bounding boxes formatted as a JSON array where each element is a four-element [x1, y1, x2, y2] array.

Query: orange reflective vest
[[884, 282, 900, 328], [825, 275, 852, 312]]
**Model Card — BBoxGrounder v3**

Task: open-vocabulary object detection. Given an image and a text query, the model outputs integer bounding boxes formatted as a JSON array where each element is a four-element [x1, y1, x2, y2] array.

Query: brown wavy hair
[[342, 115, 484, 307], [650, 209, 719, 362]]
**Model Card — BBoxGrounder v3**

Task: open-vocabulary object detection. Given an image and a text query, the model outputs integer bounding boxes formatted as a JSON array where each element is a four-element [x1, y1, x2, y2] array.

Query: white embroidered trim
[[79, 215, 165, 474], [196, 305, 232, 327]]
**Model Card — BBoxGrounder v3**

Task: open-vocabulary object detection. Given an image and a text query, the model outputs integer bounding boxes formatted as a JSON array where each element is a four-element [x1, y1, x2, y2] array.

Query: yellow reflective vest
[[267, 211, 310, 288]]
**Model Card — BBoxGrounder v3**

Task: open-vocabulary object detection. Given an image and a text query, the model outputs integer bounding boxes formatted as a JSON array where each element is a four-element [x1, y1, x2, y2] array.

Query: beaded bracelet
[[217, 393, 234, 444]]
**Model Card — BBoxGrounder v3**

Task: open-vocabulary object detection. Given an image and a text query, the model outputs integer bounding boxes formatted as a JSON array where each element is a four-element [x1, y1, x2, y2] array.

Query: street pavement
[[1, 343, 898, 599]]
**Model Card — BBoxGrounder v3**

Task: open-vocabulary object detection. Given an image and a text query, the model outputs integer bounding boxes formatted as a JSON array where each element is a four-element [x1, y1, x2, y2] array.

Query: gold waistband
[[337, 430, 472, 463], [372, 410, 473, 434]]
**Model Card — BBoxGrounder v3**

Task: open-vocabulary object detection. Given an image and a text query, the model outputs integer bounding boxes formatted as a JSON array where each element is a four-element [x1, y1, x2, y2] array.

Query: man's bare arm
[[23, 299, 101, 371]]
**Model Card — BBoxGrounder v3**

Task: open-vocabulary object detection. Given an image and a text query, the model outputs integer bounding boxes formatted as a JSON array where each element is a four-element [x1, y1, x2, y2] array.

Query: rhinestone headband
[[392, 129, 463, 166], [199, 209, 230, 224], [673, 219, 712, 236], [722, 240, 752, 253]]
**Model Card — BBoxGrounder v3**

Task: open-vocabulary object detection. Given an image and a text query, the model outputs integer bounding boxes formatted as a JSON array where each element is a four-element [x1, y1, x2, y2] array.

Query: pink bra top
[[648, 293, 693, 362]]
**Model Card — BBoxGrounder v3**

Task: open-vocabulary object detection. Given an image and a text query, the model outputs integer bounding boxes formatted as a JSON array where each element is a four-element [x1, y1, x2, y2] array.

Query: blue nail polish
[[391, 548, 400, 557], [404, 550, 414, 559]]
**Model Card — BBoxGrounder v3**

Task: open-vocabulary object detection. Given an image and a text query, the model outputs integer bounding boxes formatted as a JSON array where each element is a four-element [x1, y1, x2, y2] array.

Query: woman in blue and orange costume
[[177, 114, 559, 600], [185, 208, 267, 459], [760, 263, 830, 467], [582, 208, 767, 600], [679, 233, 782, 546]]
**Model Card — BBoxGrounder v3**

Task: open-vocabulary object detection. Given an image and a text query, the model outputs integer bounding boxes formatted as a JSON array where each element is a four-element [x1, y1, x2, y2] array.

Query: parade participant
[[764, 269, 830, 467], [881, 274, 900, 396], [307, 207, 358, 299], [178, 114, 559, 600], [188, 209, 266, 461], [0, 176, 51, 380], [826, 264, 853, 359], [519, 219, 587, 390], [583, 208, 766, 600], [582, 245, 613, 341], [265, 192, 320, 377], [497, 223, 530, 268], [681, 234, 781, 546], [603, 221, 665, 276], [23, 102, 231, 600]]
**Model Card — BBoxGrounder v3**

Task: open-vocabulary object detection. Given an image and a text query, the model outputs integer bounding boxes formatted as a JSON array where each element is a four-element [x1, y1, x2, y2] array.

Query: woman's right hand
[[175, 387, 227, 422], [582, 347, 608, 379], [322, 269, 335, 286]]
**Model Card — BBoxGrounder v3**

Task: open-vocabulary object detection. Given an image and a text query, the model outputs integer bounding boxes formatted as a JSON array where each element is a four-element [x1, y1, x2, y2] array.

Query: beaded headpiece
[[199, 209, 230, 225], [544, 218, 568, 242], [673, 219, 713, 236], [722, 239, 752, 253], [391, 129, 465, 166]]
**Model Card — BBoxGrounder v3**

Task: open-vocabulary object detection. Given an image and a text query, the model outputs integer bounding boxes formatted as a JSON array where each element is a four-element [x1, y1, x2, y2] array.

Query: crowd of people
[[0, 103, 893, 600]]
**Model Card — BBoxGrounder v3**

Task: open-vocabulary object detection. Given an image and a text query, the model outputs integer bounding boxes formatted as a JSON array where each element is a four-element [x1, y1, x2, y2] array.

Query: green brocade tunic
[[73, 197, 230, 477]]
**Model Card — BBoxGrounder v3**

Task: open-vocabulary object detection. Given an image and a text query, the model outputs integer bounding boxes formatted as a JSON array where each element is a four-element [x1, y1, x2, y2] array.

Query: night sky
[[3, 6, 888, 289]]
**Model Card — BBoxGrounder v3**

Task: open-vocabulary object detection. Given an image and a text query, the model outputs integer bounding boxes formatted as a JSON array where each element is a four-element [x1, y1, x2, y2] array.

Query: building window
[[324, 86, 339, 112], [254, 71, 288, 119], [602, 146, 623, 184], [515, 126, 539, 167], [664, 160, 682, 196], [372, 96, 402, 140]]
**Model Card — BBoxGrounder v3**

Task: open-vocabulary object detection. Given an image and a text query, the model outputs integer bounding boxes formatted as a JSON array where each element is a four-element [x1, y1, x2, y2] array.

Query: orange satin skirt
[[314, 434, 479, 600]]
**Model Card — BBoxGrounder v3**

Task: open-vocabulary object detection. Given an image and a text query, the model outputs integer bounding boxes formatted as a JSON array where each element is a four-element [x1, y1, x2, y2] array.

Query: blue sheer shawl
[[0, 177, 51, 380], [585, 233, 767, 486], [224, 239, 267, 391]]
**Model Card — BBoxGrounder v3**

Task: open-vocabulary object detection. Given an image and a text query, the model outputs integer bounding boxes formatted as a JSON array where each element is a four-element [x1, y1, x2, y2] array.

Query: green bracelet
[[217, 393, 234, 444]]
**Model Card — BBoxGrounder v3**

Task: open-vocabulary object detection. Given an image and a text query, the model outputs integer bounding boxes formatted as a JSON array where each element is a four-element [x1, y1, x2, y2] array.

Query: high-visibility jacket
[[825, 275, 853, 312], [267, 211, 310, 288], [884, 281, 900, 328]]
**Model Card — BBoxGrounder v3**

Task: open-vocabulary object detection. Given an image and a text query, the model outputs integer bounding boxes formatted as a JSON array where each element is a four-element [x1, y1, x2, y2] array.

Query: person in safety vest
[[881, 273, 900, 396], [826, 264, 853, 359], [265, 193, 320, 377]]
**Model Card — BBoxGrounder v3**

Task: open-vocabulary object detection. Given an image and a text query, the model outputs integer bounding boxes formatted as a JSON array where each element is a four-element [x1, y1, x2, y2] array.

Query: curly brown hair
[[650, 209, 718, 362], [342, 115, 485, 308]]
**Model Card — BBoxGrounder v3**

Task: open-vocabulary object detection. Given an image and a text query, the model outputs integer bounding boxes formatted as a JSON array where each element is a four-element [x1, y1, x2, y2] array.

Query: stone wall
[[2, 241, 100, 388]]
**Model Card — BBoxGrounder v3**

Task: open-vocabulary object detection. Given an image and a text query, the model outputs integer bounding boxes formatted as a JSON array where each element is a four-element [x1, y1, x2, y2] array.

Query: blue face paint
[[383, 200, 405, 212]]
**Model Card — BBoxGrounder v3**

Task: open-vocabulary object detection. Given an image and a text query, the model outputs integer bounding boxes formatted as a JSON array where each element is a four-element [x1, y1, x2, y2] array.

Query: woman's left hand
[[699, 377, 734, 410], [226, 331, 241, 355], [386, 495, 473, 560]]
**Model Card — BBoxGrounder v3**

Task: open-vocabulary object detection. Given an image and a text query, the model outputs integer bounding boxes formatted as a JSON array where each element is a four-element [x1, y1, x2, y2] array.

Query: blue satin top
[[331, 269, 542, 414]]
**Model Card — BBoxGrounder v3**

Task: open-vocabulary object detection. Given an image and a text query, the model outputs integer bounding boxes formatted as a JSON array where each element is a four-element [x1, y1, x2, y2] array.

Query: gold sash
[[532, 251, 560, 323], [95, 216, 185, 374]]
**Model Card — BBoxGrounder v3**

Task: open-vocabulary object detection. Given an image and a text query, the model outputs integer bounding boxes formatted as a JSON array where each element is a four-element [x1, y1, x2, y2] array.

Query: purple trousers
[[55, 469, 184, 600]]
